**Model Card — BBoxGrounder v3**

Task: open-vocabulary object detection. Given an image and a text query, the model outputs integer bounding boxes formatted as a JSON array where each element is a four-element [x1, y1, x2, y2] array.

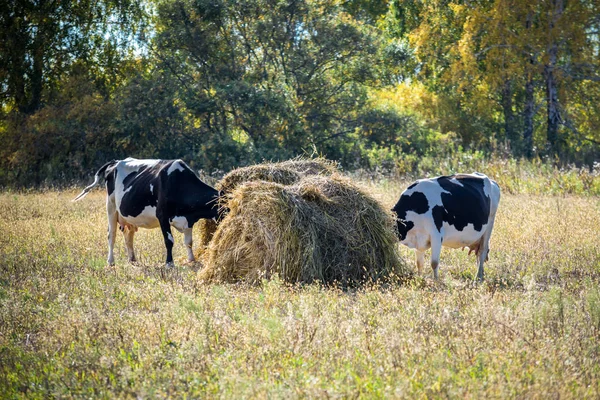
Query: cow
[[391, 172, 501, 281], [73, 158, 221, 267]]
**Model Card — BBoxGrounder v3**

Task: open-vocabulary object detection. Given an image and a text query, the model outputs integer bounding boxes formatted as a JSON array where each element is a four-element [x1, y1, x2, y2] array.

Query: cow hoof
[[165, 262, 175, 268]]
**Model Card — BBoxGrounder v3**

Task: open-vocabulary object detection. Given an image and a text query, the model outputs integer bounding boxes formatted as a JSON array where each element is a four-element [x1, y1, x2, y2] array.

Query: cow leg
[[183, 227, 194, 262], [123, 226, 137, 263], [159, 219, 175, 267], [416, 250, 425, 275], [476, 244, 487, 282], [476, 225, 495, 282], [107, 197, 118, 266], [430, 236, 442, 280]]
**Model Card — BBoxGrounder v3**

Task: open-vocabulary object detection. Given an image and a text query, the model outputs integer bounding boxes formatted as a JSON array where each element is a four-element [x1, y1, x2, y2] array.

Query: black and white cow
[[392, 173, 501, 281], [73, 158, 221, 267]]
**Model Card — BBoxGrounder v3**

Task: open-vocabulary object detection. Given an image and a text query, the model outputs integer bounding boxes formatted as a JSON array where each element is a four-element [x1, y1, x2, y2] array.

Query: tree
[[0, 0, 146, 115], [151, 0, 384, 163], [386, 0, 600, 159]]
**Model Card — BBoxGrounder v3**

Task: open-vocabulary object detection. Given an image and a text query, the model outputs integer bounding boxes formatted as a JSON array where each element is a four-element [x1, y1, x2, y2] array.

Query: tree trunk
[[12, 54, 28, 114], [28, 31, 45, 113], [6, 11, 29, 113], [545, 0, 564, 155], [501, 79, 515, 148], [545, 43, 560, 155], [523, 75, 535, 158]]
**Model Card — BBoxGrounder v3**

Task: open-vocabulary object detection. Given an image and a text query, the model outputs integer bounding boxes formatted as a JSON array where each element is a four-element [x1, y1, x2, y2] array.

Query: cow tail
[[72, 160, 118, 202]]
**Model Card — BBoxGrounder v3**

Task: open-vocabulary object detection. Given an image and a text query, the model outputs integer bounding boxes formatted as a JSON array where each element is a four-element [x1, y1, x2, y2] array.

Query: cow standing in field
[[73, 158, 221, 267], [392, 173, 501, 281]]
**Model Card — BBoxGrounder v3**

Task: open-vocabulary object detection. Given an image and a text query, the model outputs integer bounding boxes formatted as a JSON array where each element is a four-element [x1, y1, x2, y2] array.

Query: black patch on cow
[[123, 166, 149, 188], [159, 161, 220, 226], [391, 191, 429, 219], [431, 205, 445, 231], [120, 165, 159, 218], [432, 175, 491, 232], [391, 188, 429, 240], [395, 219, 414, 241], [106, 172, 115, 196], [406, 182, 418, 190]]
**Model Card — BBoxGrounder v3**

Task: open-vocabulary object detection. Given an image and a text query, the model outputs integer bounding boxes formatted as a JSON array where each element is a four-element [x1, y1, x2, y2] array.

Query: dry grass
[[1, 181, 599, 398]]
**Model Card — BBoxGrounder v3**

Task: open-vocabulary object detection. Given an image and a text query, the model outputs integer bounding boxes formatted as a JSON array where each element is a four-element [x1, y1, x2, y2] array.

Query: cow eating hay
[[197, 173, 409, 286]]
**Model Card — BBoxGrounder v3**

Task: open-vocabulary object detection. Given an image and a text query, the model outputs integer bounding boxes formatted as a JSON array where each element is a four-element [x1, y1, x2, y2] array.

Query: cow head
[[391, 210, 414, 242]]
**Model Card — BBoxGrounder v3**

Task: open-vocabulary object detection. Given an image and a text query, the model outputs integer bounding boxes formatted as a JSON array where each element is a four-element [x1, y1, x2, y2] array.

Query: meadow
[[1, 170, 600, 398]]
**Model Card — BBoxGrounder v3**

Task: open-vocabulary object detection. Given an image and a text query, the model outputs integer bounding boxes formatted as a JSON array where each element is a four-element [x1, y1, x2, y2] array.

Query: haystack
[[217, 157, 338, 194], [197, 173, 409, 286], [195, 157, 338, 257]]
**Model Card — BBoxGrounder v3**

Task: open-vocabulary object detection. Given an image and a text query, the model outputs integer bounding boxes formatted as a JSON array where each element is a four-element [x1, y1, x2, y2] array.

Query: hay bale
[[217, 157, 338, 194], [198, 174, 409, 286], [196, 158, 337, 260], [196, 218, 218, 255], [277, 157, 339, 176]]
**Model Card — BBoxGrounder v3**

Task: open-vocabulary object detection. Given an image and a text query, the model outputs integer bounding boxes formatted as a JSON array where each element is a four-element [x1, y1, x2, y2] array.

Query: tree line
[[1, 0, 599, 186]]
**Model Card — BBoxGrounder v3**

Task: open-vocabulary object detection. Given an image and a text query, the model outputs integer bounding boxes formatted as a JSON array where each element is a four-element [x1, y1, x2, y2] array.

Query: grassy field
[[1, 180, 600, 398]]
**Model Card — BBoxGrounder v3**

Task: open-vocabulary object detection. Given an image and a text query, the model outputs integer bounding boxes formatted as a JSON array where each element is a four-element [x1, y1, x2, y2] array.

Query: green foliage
[[0, 66, 119, 185], [0, 0, 599, 187], [153, 0, 384, 161], [0, 0, 147, 114]]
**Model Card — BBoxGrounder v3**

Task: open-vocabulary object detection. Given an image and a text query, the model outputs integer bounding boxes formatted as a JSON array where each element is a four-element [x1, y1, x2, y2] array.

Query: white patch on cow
[[114, 158, 161, 209], [482, 177, 491, 198], [170, 216, 189, 232], [150, 184, 154, 194], [122, 157, 160, 168], [404, 180, 450, 208], [119, 205, 159, 229], [400, 212, 432, 250], [167, 160, 185, 175], [167, 232, 174, 243], [488, 179, 501, 215], [441, 222, 488, 249]]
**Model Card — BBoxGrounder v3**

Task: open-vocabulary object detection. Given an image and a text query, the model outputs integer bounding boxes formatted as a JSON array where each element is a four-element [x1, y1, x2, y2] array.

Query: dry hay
[[197, 173, 409, 286], [217, 157, 338, 195], [195, 157, 338, 259], [196, 218, 218, 250]]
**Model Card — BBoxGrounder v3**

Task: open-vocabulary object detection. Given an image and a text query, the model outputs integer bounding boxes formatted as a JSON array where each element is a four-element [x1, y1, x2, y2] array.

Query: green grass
[[1, 179, 600, 398]]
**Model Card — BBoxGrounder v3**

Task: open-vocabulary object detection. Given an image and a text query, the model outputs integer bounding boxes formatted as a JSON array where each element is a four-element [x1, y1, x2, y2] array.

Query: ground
[[1, 182, 599, 398]]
